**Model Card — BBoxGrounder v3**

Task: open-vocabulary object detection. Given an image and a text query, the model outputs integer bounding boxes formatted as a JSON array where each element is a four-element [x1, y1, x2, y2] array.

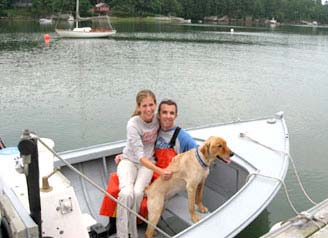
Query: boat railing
[[56, 140, 125, 167]]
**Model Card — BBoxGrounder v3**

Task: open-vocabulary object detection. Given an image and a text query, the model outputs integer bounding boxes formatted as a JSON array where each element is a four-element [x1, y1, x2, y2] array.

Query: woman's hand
[[115, 154, 123, 164]]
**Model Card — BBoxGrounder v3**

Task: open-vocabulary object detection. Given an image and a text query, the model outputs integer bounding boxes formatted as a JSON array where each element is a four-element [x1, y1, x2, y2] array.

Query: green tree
[[110, 0, 136, 16], [2, 0, 328, 23], [178, 0, 194, 19], [161, 0, 182, 16], [253, 0, 265, 18]]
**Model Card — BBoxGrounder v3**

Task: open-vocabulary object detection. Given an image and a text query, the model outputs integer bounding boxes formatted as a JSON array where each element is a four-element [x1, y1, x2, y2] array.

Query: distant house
[[93, 3, 111, 14]]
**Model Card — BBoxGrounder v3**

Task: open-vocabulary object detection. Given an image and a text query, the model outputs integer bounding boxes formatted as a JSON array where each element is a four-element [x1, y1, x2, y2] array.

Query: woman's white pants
[[116, 159, 153, 238]]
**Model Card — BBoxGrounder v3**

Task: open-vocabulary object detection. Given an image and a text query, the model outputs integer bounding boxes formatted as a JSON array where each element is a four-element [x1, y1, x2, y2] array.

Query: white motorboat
[[0, 112, 289, 238], [269, 18, 279, 27], [39, 18, 53, 25]]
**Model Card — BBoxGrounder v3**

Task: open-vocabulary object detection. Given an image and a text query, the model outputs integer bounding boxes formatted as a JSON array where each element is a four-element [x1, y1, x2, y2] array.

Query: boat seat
[[164, 193, 210, 225]]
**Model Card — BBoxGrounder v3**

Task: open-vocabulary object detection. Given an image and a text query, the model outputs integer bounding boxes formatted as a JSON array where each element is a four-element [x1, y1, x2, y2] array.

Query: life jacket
[[152, 127, 181, 180]]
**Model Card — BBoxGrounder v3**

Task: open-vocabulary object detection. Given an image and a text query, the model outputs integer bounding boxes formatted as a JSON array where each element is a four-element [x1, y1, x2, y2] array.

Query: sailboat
[[55, 0, 116, 38]]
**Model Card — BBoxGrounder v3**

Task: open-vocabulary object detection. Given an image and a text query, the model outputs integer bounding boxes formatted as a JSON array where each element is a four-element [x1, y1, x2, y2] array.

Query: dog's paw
[[198, 205, 208, 213], [145, 228, 157, 238], [191, 214, 201, 223], [145, 231, 153, 238]]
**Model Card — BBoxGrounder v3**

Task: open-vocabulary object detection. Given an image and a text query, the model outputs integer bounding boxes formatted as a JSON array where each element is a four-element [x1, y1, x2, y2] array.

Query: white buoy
[[230, 28, 234, 33]]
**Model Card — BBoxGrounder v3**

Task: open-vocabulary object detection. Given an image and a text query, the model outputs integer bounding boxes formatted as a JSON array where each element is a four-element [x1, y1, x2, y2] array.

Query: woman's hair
[[158, 99, 178, 114], [131, 89, 157, 117]]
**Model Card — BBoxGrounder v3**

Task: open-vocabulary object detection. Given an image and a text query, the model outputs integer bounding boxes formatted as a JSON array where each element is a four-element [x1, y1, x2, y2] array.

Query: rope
[[240, 132, 317, 205], [246, 172, 325, 230], [246, 172, 299, 215], [34, 134, 171, 238], [241, 132, 328, 231]]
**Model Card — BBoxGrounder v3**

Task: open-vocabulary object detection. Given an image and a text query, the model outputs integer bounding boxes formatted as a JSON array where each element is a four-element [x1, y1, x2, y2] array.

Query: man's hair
[[158, 99, 177, 114]]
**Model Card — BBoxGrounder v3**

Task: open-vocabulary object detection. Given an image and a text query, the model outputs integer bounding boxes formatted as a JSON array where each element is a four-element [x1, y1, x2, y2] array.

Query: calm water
[[1, 20, 328, 237]]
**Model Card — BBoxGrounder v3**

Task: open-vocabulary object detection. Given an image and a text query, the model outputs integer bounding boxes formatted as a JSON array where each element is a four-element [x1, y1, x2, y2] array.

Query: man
[[152, 99, 197, 180], [100, 98, 197, 236]]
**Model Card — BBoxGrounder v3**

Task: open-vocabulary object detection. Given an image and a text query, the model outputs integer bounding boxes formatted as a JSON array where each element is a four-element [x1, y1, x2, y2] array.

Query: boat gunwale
[[184, 112, 284, 132]]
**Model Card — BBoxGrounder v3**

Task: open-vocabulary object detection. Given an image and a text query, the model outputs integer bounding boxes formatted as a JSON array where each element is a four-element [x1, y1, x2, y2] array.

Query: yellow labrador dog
[[145, 136, 234, 238]]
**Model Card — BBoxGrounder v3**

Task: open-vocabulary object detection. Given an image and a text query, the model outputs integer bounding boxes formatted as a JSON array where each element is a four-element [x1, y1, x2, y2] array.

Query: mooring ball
[[43, 34, 51, 43]]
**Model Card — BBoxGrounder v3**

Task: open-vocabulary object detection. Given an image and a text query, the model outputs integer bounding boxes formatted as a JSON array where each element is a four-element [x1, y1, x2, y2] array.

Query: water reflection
[[0, 20, 46, 33], [0, 37, 39, 51], [236, 209, 270, 237]]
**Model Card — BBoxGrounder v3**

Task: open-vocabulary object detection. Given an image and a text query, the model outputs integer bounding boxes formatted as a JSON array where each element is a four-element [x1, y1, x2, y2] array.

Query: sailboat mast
[[75, 0, 79, 28]]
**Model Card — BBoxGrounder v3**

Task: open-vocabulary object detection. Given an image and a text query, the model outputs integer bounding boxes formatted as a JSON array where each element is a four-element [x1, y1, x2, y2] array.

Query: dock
[[260, 199, 328, 238]]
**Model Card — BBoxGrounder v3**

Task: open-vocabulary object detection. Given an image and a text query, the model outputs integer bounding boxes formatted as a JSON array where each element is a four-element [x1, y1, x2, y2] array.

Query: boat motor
[[17, 129, 42, 238]]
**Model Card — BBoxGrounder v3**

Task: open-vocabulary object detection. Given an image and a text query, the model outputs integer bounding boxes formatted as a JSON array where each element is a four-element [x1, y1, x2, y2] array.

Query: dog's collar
[[195, 146, 208, 168]]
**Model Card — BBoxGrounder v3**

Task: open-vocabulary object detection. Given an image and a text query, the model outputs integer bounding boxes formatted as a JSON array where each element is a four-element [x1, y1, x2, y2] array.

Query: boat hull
[[55, 29, 116, 38]]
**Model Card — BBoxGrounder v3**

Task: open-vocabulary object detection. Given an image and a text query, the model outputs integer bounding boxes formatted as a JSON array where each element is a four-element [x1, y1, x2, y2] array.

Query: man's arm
[[178, 129, 197, 152]]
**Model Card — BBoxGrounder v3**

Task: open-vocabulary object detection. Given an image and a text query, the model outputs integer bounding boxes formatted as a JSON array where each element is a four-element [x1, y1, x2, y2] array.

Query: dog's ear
[[200, 140, 210, 158]]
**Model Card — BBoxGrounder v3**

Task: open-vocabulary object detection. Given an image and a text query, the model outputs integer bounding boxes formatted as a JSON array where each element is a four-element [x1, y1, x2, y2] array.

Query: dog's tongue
[[218, 156, 231, 164]]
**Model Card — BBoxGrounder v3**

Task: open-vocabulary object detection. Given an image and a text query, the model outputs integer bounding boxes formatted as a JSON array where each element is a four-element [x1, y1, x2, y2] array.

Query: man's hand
[[161, 169, 173, 180]]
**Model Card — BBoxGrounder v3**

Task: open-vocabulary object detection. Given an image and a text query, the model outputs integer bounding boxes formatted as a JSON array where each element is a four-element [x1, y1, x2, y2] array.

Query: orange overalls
[[99, 127, 181, 219]]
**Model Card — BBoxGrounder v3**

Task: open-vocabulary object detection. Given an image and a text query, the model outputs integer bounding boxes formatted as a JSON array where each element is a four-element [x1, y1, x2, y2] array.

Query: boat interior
[[56, 143, 249, 237]]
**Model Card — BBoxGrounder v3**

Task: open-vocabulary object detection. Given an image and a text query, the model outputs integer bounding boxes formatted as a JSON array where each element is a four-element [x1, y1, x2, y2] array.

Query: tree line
[[2, 0, 328, 24]]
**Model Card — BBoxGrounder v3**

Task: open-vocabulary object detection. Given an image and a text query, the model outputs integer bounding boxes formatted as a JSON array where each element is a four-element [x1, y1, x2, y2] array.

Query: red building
[[94, 3, 111, 14]]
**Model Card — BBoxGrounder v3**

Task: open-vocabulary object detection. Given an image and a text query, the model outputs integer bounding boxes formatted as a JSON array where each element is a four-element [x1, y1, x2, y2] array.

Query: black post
[[17, 130, 42, 238]]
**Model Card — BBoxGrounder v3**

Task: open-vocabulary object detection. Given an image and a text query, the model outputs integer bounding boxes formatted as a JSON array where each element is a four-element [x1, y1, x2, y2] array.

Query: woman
[[115, 89, 171, 238]]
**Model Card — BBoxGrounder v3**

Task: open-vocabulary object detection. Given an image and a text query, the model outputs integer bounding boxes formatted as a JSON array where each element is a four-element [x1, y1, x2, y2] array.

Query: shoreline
[[1, 16, 327, 28]]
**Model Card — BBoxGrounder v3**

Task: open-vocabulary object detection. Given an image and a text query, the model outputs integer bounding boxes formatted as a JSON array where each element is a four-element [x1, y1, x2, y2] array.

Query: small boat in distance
[[55, 0, 116, 38], [39, 18, 53, 25], [269, 18, 277, 24], [0, 112, 289, 238], [67, 15, 74, 22], [269, 18, 279, 27]]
